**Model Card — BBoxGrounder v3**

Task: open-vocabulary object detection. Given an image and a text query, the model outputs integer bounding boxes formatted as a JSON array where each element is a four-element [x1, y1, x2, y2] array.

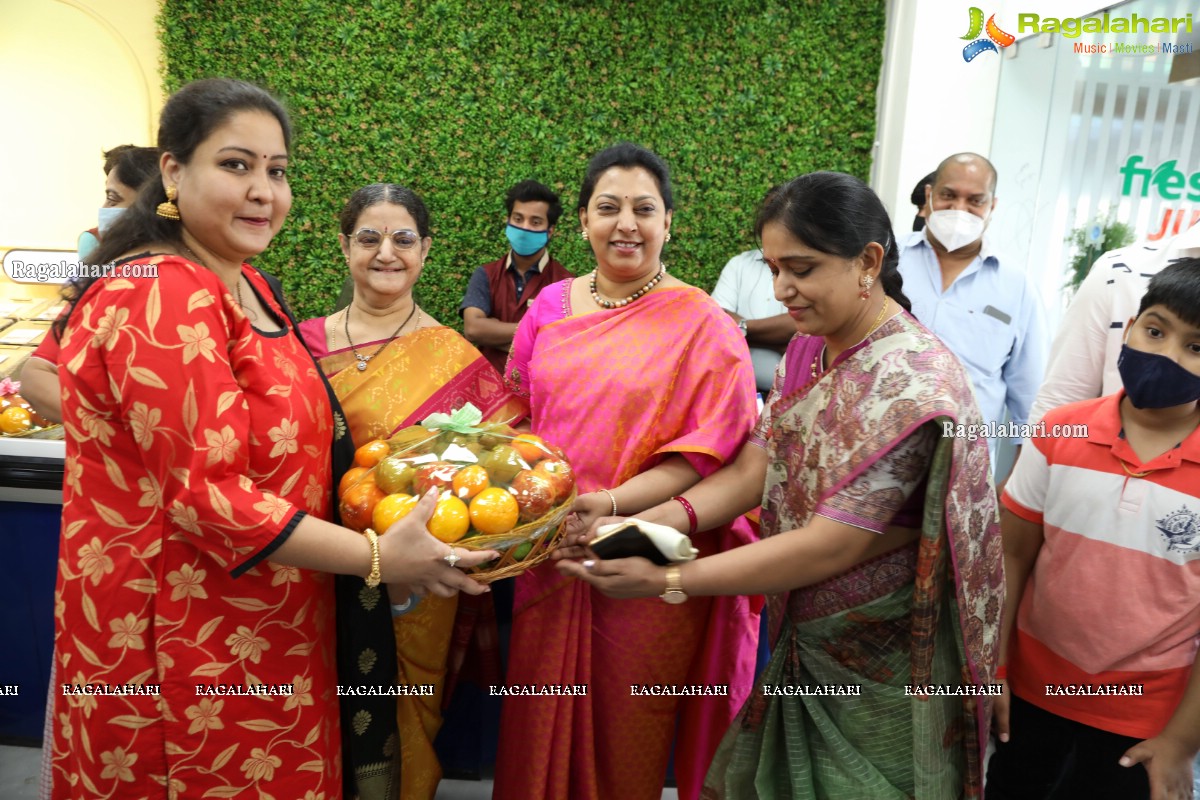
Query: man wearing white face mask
[[897, 152, 1048, 476]]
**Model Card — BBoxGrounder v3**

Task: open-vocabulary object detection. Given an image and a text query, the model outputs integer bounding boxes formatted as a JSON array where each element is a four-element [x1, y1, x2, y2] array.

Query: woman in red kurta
[[54, 256, 343, 798], [49, 78, 492, 800]]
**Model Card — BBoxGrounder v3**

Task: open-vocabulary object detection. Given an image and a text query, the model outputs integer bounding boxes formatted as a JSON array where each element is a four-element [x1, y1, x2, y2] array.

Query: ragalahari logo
[[961, 8, 1016, 62]]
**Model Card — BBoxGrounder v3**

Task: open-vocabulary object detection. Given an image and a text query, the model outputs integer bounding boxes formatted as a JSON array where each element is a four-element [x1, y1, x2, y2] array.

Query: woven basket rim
[[459, 488, 576, 583]]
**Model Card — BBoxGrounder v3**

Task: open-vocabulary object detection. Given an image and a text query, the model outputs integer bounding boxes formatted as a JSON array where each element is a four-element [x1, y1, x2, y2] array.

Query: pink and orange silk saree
[[494, 280, 762, 800], [299, 319, 527, 800]]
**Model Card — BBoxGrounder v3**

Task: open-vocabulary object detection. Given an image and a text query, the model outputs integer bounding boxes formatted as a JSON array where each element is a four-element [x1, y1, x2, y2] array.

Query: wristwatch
[[737, 319, 748, 338], [661, 566, 688, 604]]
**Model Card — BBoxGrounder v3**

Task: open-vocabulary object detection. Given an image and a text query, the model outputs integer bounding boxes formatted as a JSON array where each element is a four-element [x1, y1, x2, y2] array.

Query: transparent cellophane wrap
[[0, 380, 64, 439], [350, 413, 576, 584]]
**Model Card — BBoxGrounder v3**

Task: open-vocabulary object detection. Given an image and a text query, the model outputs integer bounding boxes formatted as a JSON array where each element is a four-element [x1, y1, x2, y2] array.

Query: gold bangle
[[363, 528, 381, 588], [600, 488, 618, 516]]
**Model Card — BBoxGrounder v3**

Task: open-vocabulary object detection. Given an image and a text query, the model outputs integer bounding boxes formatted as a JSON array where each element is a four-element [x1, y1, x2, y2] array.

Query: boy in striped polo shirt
[[986, 258, 1200, 800]]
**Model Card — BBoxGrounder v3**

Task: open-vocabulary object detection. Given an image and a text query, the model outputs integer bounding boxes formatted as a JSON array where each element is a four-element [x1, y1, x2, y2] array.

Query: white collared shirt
[[898, 230, 1049, 460], [1028, 226, 1200, 425]]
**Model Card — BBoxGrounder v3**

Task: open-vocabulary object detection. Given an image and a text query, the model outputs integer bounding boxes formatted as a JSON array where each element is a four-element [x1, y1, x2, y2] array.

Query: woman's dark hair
[[1136, 257, 1200, 329], [339, 184, 431, 239], [756, 171, 913, 314], [505, 180, 562, 227], [577, 142, 674, 212], [104, 145, 160, 193], [910, 170, 935, 232], [58, 79, 291, 336]]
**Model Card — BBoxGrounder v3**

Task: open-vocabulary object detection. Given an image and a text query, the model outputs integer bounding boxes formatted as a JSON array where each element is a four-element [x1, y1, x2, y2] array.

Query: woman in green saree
[[558, 172, 1004, 799]]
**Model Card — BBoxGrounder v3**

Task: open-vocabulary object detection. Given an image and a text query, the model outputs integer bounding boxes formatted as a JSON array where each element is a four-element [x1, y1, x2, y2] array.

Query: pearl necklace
[[589, 264, 666, 309]]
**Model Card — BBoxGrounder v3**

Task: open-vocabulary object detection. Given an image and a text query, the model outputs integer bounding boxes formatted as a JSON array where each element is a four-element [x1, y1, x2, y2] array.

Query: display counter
[[0, 435, 63, 743], [0, 252, 64, 740]]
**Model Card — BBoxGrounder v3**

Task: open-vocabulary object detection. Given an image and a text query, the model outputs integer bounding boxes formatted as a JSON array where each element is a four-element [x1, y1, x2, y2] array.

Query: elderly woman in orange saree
[[299, 183, 527, 800], [493, 143, 762, 800]]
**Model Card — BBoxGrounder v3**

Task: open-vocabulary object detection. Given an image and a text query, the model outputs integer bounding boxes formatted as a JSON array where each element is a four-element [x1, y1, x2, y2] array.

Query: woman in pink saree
[[493, 143, 761, 800]]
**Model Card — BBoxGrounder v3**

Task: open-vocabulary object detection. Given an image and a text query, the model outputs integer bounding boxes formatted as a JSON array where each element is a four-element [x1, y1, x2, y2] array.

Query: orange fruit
[[469, 487, 520, 535], [373, 493, 418, 533], [339, 481, 386, 532], [428, 495, 471, 542], [511, 433, 550, 463], [0, 406, 32, 435], [354, 439, 391, 468], [452, 464, 490, 500], [338, 466, 371, 499]]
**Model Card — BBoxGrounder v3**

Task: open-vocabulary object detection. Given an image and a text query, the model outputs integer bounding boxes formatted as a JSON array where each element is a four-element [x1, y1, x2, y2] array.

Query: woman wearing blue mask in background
[[21, 147, 162, 424], [76, 145, 160, 260]]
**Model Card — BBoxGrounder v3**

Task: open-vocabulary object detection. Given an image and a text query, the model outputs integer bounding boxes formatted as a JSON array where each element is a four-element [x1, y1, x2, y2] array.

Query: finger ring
[[582, 559, 595, 571], [444, 547, 461, 568]]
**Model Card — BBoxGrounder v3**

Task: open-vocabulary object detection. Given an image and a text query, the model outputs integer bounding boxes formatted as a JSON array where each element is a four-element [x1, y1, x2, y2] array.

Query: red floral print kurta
[[51, 256, 341, 799]]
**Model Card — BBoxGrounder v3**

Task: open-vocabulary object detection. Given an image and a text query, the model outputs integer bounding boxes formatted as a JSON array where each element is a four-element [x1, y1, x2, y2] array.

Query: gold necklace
[[590, 264, 666, 309], [233, 280, 260, 322], [811, 297, 892, 378], [342, 303, 418, 371]]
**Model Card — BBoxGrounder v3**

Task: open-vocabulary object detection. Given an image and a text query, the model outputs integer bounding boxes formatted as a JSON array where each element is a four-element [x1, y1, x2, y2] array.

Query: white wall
[[872, 0, 1118, 478], [874, 0, 1112, 241], [0, 1, 163, 251]]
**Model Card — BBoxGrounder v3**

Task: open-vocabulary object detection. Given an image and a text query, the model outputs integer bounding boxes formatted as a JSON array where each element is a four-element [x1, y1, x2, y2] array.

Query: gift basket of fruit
[[0, 378, 61, 438], [336, 404, 576, 583]]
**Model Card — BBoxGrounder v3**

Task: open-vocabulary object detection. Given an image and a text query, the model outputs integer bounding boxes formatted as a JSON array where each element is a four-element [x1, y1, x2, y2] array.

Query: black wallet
[[589, 520, 698, 565], [590, 523, 671, 565]]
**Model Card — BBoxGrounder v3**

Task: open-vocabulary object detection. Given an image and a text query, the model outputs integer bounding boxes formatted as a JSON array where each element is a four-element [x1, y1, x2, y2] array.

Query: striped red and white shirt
[[1003, 391, 1200, 738]]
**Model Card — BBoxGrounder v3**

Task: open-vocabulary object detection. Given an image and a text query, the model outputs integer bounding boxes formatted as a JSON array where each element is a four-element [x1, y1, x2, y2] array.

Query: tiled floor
[[8, 741, 1196, 797], [0, 744, 680, 799], [0, 745, 38, 800]]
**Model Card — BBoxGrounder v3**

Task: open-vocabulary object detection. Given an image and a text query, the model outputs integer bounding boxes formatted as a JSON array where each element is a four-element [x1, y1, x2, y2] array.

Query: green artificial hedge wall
[[160, 0, 884, 325]]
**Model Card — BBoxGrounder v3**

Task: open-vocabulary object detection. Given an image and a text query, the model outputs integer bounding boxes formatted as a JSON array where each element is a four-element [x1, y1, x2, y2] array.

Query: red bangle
[[995, 665, 1007, 681], [672, 495, 698, 535]]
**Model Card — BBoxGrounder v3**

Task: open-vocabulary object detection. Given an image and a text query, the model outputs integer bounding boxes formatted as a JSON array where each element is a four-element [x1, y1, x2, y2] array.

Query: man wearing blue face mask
[[897, 152, 1048, 478], [988, 257, 1200, 800], [461, 180, 574, 374]]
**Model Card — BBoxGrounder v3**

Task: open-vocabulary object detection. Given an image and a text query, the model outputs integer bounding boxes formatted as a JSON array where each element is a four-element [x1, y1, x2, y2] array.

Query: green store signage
[[1018, 13, 1192, 38], [1119, 155, 1200, 201]]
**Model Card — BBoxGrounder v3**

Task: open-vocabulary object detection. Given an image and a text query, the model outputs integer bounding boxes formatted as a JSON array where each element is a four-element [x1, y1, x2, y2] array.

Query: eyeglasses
[[350, 228, 422, 250]]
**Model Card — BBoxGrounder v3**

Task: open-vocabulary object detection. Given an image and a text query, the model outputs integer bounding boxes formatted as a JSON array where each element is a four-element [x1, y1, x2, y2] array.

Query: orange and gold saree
[[299, 319, 527, 799], [494, 281, 761, 800]]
